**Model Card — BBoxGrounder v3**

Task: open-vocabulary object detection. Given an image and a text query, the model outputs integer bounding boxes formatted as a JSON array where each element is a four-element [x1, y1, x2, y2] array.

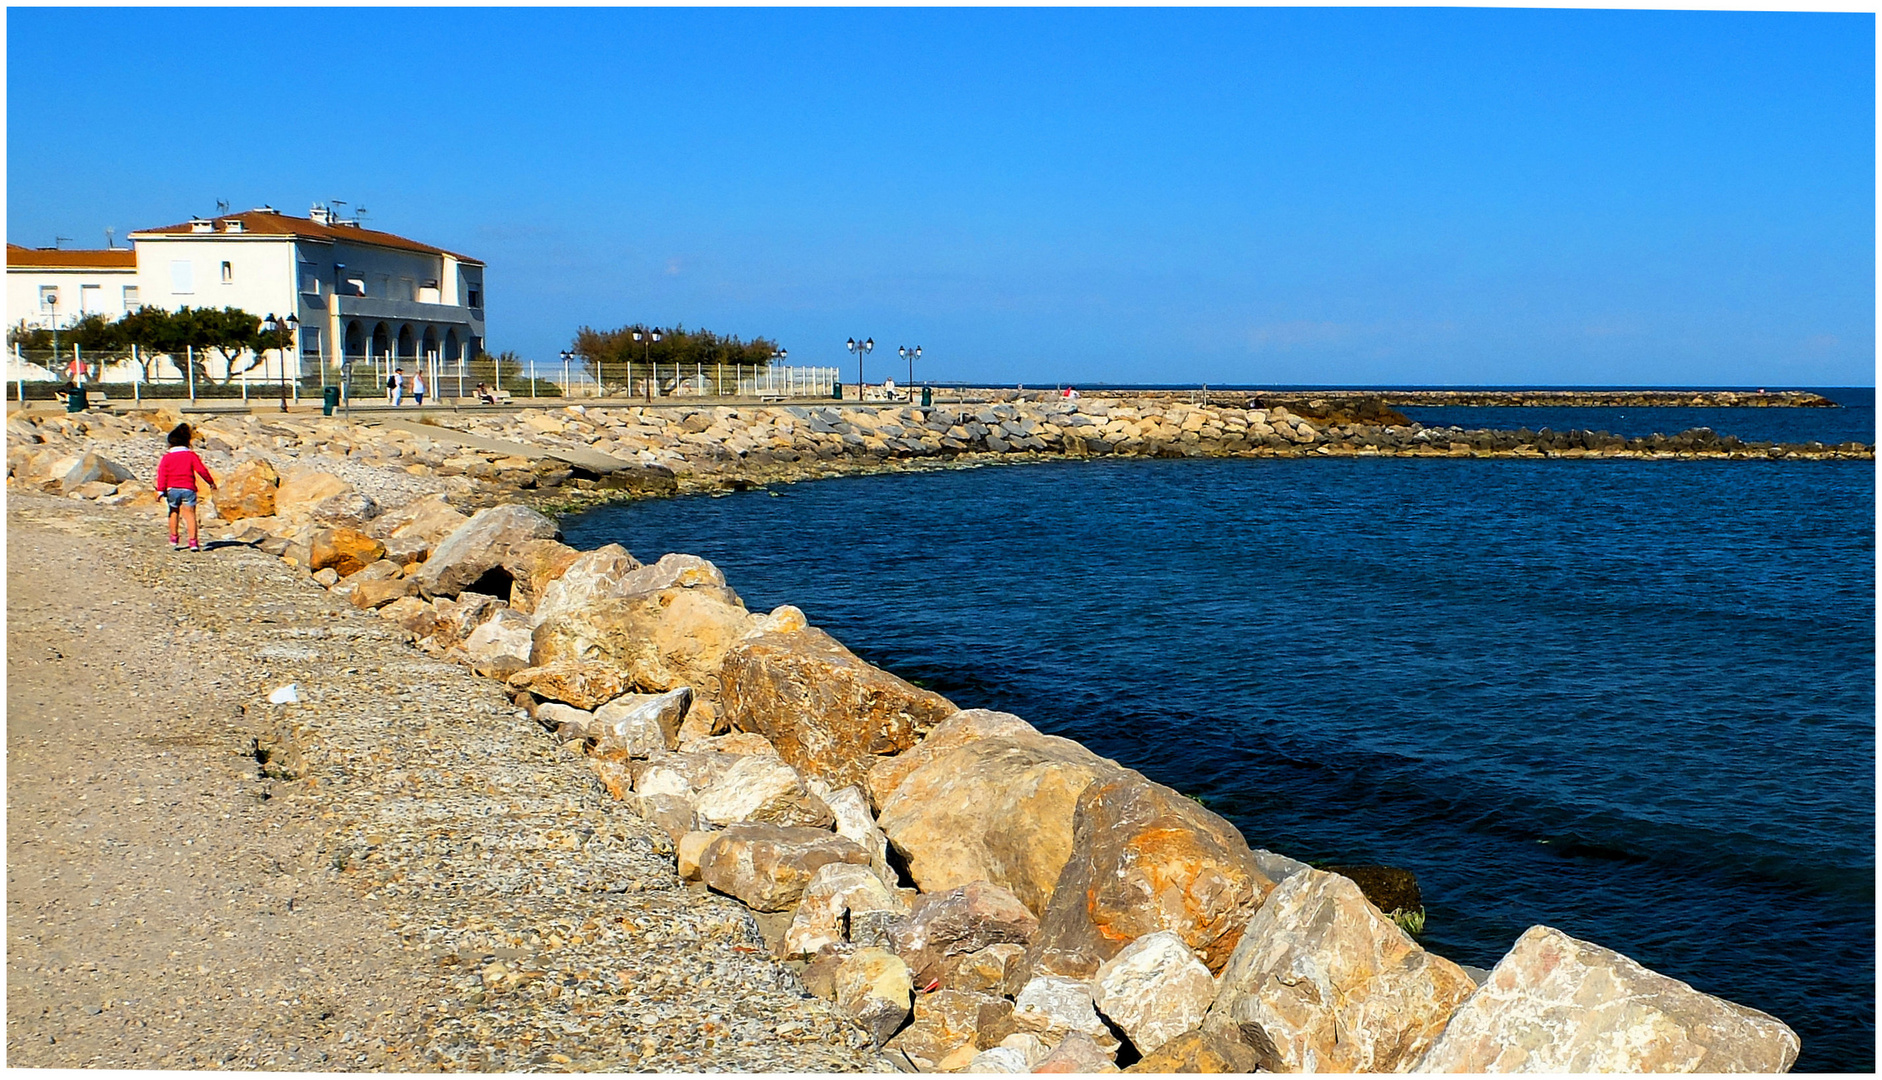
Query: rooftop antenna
[[331, 199, 348, 224], [216, 199, 231, 215], [53, 235, 72, 250], [104, 228, 115, 249], [354, 205, 369, 227]]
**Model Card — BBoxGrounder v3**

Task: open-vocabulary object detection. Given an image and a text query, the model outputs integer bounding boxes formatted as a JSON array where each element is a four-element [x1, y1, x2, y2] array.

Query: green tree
[[570, 322, 780, 389]]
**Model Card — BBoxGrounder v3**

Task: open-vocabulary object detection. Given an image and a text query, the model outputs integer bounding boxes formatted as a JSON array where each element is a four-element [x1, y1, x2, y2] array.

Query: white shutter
[[170, 260, 193, 294]]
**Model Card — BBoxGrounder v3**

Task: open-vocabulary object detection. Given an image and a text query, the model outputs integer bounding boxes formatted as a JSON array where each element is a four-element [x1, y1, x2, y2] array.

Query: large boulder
[[49, 451, 134, 495], [349, 576, 418, 610], [1411, 925, 1801, 1073], [274, 470, 351, 520], [308, 526, 387, 578], [1011, 975, 1119, 1053], [308, 488, 379, 527], [780, 862, 910, 960], [501, 538, 582, 615], [888, 881, 1040, 981], [832, 947, 913, 1048], [506, 661, 632, 710], [367, 492, 469, 544], [427, 592, 504, 651], [720, 622, 958, 790], [531, 577, 755, 733], [864, 708, 1036, 811], [877, 731, 1122, 916], [693, 754, 835, 829], [1203, 868, 1476, 1073], [821, 784, 897, 888], [695, 822, 871, 911], [526, 543, 643, 626], [1032, 1031, 1121, 1074], [377, 595, 440, 640], [454, 607, 536, 680], [887, 989, 1008, 1072], [1091, 931, 1217, 1056], [213, 458, 278, 520], [593, 689, 693, 756], [1029, 773, 1275, 979], [1121, 1028, 1266, 1074], [413, 504, 560, 598]]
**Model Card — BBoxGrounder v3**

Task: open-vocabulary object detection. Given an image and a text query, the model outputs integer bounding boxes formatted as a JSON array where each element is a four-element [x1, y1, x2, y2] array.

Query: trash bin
[[832, 382, 844, 400], [65, 387, 87, 413], [921, 385, 933, 407], [323, 385, 341, 416]]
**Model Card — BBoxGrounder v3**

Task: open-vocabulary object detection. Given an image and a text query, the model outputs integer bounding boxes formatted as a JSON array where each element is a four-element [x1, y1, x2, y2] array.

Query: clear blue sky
[[8, 7, 1874, 387]]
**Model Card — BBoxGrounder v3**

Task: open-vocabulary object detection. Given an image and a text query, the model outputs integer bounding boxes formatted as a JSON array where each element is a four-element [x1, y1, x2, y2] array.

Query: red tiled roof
[[7, 244, 138, 270], [127, 210, 483, 264]]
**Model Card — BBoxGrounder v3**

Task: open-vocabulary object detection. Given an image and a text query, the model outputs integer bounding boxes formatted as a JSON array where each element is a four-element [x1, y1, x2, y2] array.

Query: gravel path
[[6, 491, 888, 1071]]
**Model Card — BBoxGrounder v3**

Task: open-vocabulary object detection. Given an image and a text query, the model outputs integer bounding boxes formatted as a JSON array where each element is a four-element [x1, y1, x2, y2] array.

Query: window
[[221, 261, 233, 284], [122, 285, 140, 309], [38, 285, 58, 311], [79, 284, 101, 313], [170, 260, 193, 294], [300, 268, 320, 295], [300, 327, 322, 355], [467, 288, 482, 309]]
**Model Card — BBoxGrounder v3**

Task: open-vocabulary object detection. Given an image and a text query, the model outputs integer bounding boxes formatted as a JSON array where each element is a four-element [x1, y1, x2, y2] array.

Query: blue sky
[[8, 7, 1874, 387]]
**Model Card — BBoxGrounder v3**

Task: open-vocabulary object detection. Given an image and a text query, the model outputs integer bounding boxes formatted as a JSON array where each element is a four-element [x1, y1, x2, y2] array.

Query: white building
[[8, 204, 485, 382]]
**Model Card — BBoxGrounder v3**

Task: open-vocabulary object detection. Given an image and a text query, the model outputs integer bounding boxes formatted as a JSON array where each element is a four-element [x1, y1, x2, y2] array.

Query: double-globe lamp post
[[559, 350, 576, 398], [898, 345, 921, 396], [846, 337, 873, 401], [263, 312, 298, 413], [633, 327, 663, 400]]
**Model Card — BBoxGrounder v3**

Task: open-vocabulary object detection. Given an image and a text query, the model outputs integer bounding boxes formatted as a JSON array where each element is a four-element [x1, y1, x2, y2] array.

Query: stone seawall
[[1068, 388, 1841, 409], [5, 406, 1808, 1072]]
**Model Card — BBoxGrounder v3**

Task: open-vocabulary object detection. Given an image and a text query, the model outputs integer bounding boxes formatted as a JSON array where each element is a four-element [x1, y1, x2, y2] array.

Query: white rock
[[694, 754, 834, 829], [592, 688, 691, 756], [780, 862, 910, 959], [535, 702, 595, 739], [1011, 975, 1118, 1052], [821, 783, 898, 889], [1091, 930, 1217, 1055]]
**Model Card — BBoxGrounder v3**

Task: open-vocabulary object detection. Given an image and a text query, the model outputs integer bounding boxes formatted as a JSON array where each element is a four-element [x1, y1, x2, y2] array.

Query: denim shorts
[[164, 487, 198, 510]]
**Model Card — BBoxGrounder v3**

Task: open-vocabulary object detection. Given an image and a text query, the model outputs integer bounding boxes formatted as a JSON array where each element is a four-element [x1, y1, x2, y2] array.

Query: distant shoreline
[[982, 388, 1842, 409]]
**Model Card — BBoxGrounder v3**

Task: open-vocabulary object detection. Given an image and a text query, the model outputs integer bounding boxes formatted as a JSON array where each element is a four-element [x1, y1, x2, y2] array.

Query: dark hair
[[167, 423, 193, 448]]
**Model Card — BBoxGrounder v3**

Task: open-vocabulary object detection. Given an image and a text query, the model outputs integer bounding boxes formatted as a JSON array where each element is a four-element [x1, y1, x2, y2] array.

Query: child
[[154, 423, 217, 552]]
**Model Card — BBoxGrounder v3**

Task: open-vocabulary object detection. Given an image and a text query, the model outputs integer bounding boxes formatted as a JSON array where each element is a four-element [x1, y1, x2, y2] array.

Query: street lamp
[[632, 327, 663, 400], [898, 345, 921, 397], [846, 337, 873, 401], [264, 313, 298, 412], [560, 349, 576, 398]]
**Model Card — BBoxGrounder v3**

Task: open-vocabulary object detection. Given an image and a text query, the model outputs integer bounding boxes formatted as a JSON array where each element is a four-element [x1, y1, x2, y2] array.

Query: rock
[[308, 488, 379, 526], [889, 881, 1040, 980], [878, 731, 1121, 915], [311, 567, 340, 588], [721, 621, 959, 790], [1029, 773, 1274, 979], [1121, 1028, 1265, 1074], [535, 702, 596, 739], [887, 989, 1005, 1071], [506, 661, 632, 710], [694, 754, 835, 829], [676, 830, 719, 881], [369, 492, 469, 544], [214, 458, 278, 520], [1091, 931, 1217, 1056], [414, 504, 560, 598], [429, 592, 503, 651], [802, 947, 854, 1000], [1011, 975, 1118, 1053], [633, 750, 739, 800], [1411, 925, 1801, 1073], [526, 543, 644, 626], [832, 947, 913, 1048], [457, 607, 536, 679], [589, 756, 634, 800], [628, 791, 701, 844], [530, 581, 755, 734], [866, 708, 1038, 811], [501, 538, 582, 615], [308, 526, 387, 577], [678, 731, 779, 757], [781, 862, 911, 959], [964, 1045, 1031, 1073], [273, 470, 351, 520], [821, 784, 897, 889], [377, 596, 439, 639], [51, 451, 134, 494], [1323, 864, 1421, 916], [937, 943, 1029, 996], [695, 822, 871, 911], [70, 481, 115, 500], [1032, 1031, 1120, 1073], [349, 576, 418, 610], [593, 689, 693, 756], [1202, 868, 1475, 1073]]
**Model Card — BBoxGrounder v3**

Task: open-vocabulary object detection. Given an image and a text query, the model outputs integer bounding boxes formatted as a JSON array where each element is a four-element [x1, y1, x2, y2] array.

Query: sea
[[563, 387, 1875, 1071]]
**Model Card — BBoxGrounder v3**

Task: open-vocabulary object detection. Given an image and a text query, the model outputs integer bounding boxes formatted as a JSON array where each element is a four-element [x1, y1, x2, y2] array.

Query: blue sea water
[[564, 403, 1875, 1071]]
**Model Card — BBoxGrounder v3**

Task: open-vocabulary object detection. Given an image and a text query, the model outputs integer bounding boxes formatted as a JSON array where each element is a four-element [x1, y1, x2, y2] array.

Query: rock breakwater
[[3, 407, 1818, 1072]]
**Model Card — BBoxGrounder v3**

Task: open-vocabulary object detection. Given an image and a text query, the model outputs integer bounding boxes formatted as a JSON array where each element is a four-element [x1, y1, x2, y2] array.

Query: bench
[[85, 390, 108, 407], [485, 390, 513, 405]]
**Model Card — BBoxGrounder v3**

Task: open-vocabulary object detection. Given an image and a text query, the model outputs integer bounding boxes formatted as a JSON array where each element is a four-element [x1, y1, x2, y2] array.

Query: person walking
[[154, 423, 217, 552], [388, 368, 404, 406], [411, 369, 427, 407]]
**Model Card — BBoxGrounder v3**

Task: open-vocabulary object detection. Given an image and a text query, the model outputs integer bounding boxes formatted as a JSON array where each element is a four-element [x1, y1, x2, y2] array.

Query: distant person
[[154, 423, 217, 552], [388, 368, 405, 406], [476, 381, 497, 404], [411, 369, 427, 407]]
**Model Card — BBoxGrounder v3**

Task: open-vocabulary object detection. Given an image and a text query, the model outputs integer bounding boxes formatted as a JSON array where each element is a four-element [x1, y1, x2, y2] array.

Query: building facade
[[9, 204, 485, 381]]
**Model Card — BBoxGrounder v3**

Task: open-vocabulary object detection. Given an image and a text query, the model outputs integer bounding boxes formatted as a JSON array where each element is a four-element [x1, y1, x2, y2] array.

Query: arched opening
[[396, 324, 417, 364], [370, 323, 391, 363], [343, 321, 365, 367], [444, 329, 461, 365]]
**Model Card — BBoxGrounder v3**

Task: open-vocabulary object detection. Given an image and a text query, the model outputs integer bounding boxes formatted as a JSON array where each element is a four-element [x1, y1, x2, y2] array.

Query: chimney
[[309, 203, 330, 225]]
